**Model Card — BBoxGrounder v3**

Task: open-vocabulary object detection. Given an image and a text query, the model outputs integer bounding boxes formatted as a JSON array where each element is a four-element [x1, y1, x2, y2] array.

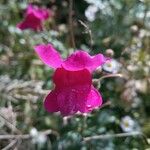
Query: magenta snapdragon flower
[[17, 4, 52, 31], [34, 44, 107, 116]]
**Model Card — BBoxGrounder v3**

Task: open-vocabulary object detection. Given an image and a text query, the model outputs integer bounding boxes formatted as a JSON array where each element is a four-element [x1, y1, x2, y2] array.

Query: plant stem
[[83, 132, 147, 143], [69, 0, 76, 49]]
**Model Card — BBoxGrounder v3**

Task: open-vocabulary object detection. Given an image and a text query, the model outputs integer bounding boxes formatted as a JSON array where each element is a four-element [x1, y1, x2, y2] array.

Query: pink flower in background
[[17, 4, 52, 31], [34, 44, 107, 116]]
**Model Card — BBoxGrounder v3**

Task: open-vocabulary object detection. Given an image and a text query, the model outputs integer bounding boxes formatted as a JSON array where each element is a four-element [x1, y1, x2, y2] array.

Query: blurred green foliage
[[0, 0, 150, 149]]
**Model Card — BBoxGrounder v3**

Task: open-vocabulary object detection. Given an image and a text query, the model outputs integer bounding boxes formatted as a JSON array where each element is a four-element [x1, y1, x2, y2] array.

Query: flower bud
[[105, 49, 114, 57], [95, 66, 102, 75], [130, 25, 139, 35]]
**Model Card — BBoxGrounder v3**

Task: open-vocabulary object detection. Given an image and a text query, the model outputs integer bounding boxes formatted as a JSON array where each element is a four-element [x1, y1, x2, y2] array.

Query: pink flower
[[17, 4, 52, 31], [34, 44, 107, 116]]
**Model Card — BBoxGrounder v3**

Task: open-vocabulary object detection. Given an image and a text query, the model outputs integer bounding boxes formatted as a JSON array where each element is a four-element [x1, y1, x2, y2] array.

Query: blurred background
[[0, 0, 150, 149]]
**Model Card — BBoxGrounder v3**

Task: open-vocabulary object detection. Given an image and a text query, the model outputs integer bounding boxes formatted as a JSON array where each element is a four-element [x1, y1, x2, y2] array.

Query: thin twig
[[0, 129, 59, 140], [2, 140, 18, 150], [0, 75, 48, 102], [78, 20, 93, 50], [99, 101, 111, 109], [0, 113, 21, 134], [0, 134, 30, 140], [69, 0, 76, 49], [93, 73, 127, 89], [83, 132, 145, 142], [98, 73, 128, 82]]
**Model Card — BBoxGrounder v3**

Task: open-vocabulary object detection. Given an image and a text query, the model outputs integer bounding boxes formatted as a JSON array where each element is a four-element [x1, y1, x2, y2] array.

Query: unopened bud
[[92, 79, 100, 89], [130, 25, 138, 34], [105, 49, 114, 57], [95, 66, 102, 75]]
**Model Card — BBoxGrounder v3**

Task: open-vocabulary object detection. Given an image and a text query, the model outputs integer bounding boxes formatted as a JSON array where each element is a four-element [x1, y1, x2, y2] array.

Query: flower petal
[[79, 87, 103, 113], [53, 68, 92, 89], [56, 88, 78, 116], [17, 4, 51, 31], [17, 13, 42, 31], [44, 90, 59, 113], [26, 4, 50, 20], [35, 8, 50, 20], [34, 44, 63, 69], [50, 68, 92, 116], [62, 50, 106, 71]]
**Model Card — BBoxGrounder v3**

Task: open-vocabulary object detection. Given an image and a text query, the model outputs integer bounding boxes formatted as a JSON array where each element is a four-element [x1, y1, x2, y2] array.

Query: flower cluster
[[17, 4, 52, 31], [34, 44, 107, 116]]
